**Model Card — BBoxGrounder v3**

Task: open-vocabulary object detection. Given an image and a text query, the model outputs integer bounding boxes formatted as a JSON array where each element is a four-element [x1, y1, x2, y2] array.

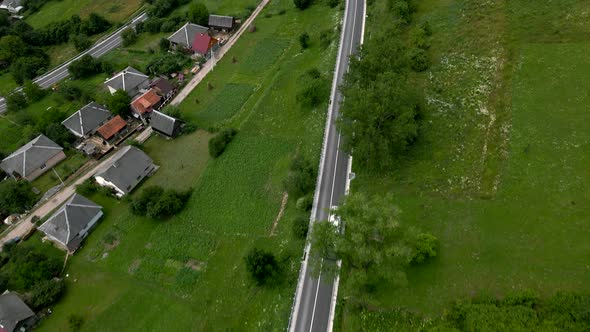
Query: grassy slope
[[340, 0, 590, 329], [37, 0, 341, 330]]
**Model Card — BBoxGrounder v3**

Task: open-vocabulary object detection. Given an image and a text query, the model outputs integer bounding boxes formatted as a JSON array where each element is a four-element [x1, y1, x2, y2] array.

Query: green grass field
[[31, 151, 89, 194], [338, 0, 590, 329], [25, 0, 143, 28], [36, 0, 341, 330]]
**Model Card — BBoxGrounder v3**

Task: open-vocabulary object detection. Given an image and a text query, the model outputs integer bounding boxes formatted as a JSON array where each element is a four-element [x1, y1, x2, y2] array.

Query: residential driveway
[[0, 149, 122, 249], [170, 0, 270, 105]]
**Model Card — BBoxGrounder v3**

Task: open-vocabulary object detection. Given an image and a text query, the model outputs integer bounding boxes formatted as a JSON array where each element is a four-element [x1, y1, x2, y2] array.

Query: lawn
[[36, 0, 341, 330], [30, 151, 89, 194], [25, 0, 144, 28], [338, 0, 590, 329]]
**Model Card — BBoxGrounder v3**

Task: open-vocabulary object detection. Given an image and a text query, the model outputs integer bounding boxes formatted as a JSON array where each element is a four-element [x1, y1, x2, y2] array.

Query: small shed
[[150, 110, 183, 138], [208, 15, 235, 31]]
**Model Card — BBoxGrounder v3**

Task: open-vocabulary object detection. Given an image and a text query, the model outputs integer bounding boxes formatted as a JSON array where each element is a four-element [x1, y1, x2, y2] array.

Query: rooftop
[[97, 115, 127, 140]]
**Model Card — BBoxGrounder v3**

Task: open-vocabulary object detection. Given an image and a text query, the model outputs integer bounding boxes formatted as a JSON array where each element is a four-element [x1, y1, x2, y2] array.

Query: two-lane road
[[0, 12, 148, 113], [289, 0, 365, 330]]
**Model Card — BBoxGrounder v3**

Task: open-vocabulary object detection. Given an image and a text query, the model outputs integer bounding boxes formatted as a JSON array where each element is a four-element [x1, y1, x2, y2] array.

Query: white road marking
[[308, 259, 324, 332]]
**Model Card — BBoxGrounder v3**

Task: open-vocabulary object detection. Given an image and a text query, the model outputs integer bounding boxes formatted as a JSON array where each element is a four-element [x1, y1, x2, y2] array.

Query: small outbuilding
[[38, 194, 103, 253], [96, 115, 128, 144], [131, 89, 162, 121], [0, 135, 66, 181], [150, 78, 176, 102], [208, 15, 235, 32], [150, 110, 183, 138]]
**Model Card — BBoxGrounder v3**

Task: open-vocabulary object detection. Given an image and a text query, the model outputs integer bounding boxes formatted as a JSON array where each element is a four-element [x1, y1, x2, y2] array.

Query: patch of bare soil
[[269, 192, 289, 236], [104, 239, 120, 251], [185, 259, 204, 271], [128, 259, 141, 274]]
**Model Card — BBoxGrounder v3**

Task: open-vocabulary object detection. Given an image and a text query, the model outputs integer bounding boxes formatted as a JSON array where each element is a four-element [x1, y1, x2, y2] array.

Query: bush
[[412, 233, 438, 263], [68, 54, 103, 79], [283, 154, 316, 198], [296, 68, 329, 109], [294, 0, 313, 10], [208, 128, 237, 158], [68, 314, 84, 331], [28, 279, 65, 310], [292, 215, 309, 239], [296, 195, 313, 211], [57, 81, 83, 101], [319, 29, 333, 49], [408, 47, 429, 72], [244, 248, 280, 286], [10, 56, 48, 84], [107, 90, 131, 116], [0, 180, 38, 216], [187, 2, 209, 26], [5, 91, 28, 112], [130, 186, 192, 219], [159, 38, 170, 52], [76, 179, 98, 196], [299, 32, 310, 49], [8, 246, 61, 290], [327, 0, 340, 8], [146, 52, 190, 76], [121, 28, 138, 47]]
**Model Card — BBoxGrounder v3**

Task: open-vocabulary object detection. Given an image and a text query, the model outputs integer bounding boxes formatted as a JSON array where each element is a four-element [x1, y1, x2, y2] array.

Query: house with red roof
[[192, 33, 219, 58], [131, 89, 162, 121], [97, 115, 128, 144]]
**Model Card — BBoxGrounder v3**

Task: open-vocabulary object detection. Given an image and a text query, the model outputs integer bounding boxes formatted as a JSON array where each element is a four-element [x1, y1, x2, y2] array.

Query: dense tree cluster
[[0, 180, 38, 217], [136, 16, 184, 34], [311, 193, 438, 294], [130, 185, 192, 219], [121, 28, 138, 47], [296, 68, 329, 109], [145, 0, 191, 18], [106, 90, 132, 117], [208, 128, 237, 158], [187, 2, 209, 26]]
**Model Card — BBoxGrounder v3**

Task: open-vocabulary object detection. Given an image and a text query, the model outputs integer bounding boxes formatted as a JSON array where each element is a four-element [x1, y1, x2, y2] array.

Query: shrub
[[187, 2, 209, 26], [10, 56, 48, 84], [292, 215, 309, 239], [319, 29, 333, 49], [283, 154, 316, 198], [299, 32, 310, 49], [68, 54, 103, 79], [296, 195, 313, 211], [44, 123, 75, 148], [130, 186, 192, 219], [408, 47, 429, 72], [8, 247, 61, 290], [57, 82, 83, 101], [0, 180, 38, 216], [244, 248, 280, 286], [327, 0, 340, 8], [296, 68, 329, 109], [146, 52, 190, 76], [28, 279, 65, 310], [5, 91, 28, 112], [121, 28, 138, 47], [71, 33, 91, 52], [294, 0, 313, 10], [412, 233, 438, 263], [23, 80, 46, 103], [159, 38, 170, 52], [208, 128, 237, 158], [76, 179, 98, 196], [68, 314, 84, 331], [107, 90, 131, 117]]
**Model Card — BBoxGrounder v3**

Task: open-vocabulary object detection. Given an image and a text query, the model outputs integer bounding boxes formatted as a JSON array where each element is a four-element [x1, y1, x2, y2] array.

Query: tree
[[159, 37, 170, 52], [296, 68, 329, 109], [292, 215, 309, 239], [283, 154, 316, 198], [121, 28, 138, 47], [71, 33, 91, 52], [0, 35, 27, 65], [147, 190, 183, 219], [45, 123, 75, 148], [208, 129, 237, 158], [244, 248, 280, 286], [299, 32, 310, 49], [5, 91, 28, 112], [408, 47, 429, 72], [57, 81, 83, 101], [23, 80, 46, 103], [6, 247, 61, 290], [310, 193, 429, 293], [10, 56, 48, 84], [130, 186, 192, 219], [294, 0, 312, 10], [68, 54, 102, 79], [187, 2, 209, 26], [28, 279, 65, 310], [412, 233, 438, 263], [80, 13, 111, 35], [107, 90, 131, 117]]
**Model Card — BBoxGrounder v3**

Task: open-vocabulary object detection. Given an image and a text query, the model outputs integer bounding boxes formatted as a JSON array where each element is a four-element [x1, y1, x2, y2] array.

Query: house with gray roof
[[0, 135, 66, 181], [0, 291, 35, 332], [150, 110, 183, 138], [208, 15, 235, 31], [104, 66, 149, 97], [0, 0, 23, 14], [168, 22, 209, 50], [38, 194, 103, 253], [62, 102, 112, 138], [93, 146, 156, 197]]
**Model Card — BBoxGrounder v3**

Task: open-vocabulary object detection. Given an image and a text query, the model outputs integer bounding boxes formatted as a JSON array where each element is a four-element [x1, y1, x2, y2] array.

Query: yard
[[36, 0, 341, 330], [338, 0, 590, 329]]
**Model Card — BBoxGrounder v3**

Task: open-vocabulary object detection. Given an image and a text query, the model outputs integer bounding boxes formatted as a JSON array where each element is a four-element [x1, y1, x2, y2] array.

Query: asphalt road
[[0, 12, 148, 114], [289, 0, 365, 330]]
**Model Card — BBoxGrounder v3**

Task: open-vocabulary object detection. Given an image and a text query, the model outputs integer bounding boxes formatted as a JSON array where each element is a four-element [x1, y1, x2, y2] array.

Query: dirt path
[[270, 192, 289, 236], [170, 0, 270, 106], [0, 149, 123, 249]]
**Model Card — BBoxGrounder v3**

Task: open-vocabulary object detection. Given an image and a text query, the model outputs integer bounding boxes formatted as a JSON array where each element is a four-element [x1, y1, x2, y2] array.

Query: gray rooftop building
[[0, 135, 66, 181], [38, 194, 103, 253], [168, 22, 209, 49], [94, 146, 156, 197], [62, 102, 112, 138], [150, 110, 183, 137], [0, 292, 35, 332], [208, 15, 235, 31], [104, 66, 149, 97]]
